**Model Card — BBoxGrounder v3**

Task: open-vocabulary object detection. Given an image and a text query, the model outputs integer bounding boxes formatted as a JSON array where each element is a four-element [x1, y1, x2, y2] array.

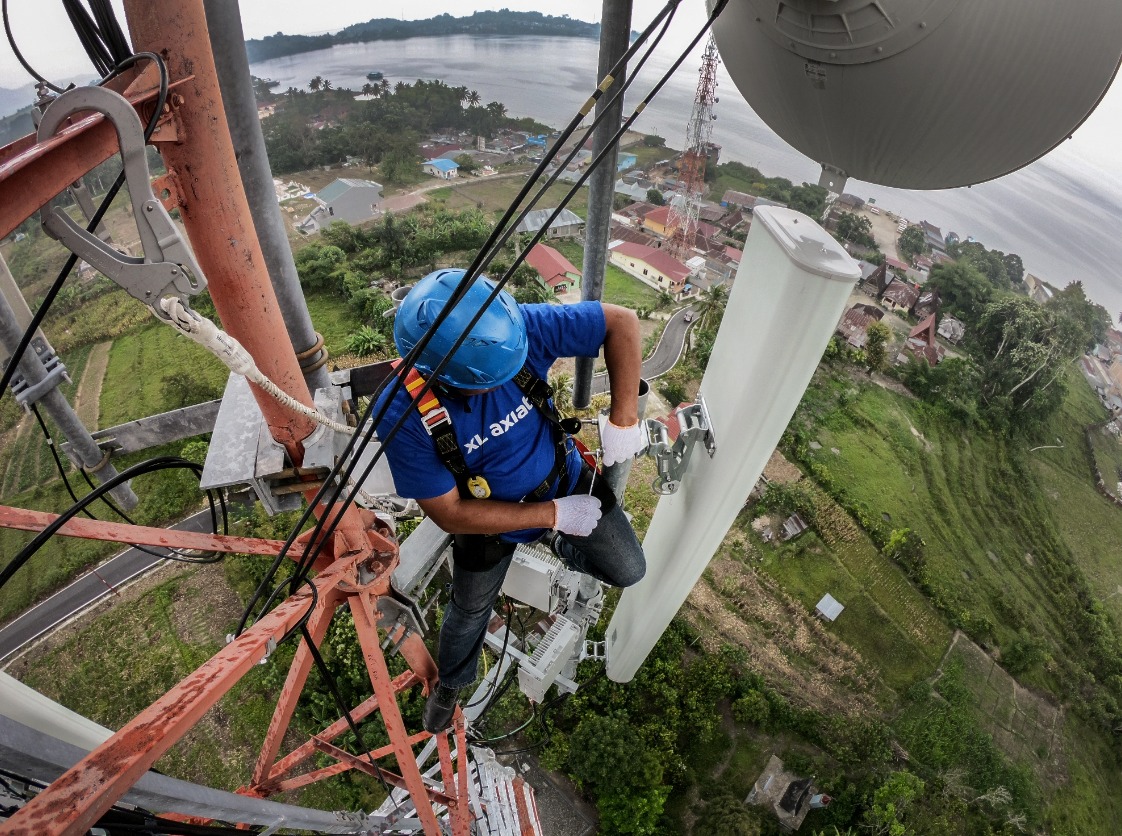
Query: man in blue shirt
[[377, 268, 647, 733]]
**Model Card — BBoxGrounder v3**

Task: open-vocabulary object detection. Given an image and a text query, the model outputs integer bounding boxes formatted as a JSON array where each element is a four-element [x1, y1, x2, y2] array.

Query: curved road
[[0, 509, 216, 665], [592, 304, 694, 395], [0, 305, 696, 663]]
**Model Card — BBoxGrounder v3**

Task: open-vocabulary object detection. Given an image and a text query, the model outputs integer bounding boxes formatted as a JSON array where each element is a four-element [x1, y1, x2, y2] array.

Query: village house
[[608, 241, 695, 299], [613, 201, 658, 228], [1105, 328, 1122, 356], [937, 315, 966, 344], [298, 178, 383, 232], [885, 255, 911, 276], [513, 207, 584, 239], [835, 303, 885, 349], [920, 220, 947, 256], [641, 205, 719, 242], [524, 243, 581, 294], [614, 179, 654, 203], [859, 262, 890, 298], [422, 158, 459, 179], [899, 314, 946, 366], [913, 288, 940, 320], [881, 277, 920, 314]]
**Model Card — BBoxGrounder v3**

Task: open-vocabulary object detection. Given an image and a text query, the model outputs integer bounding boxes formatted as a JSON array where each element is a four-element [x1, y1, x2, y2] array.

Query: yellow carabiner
[[467, 475, 491, 499]]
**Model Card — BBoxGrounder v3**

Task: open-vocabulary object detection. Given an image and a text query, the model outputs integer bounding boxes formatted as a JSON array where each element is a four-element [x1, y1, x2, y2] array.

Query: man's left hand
[[601, 420, 647, 467]]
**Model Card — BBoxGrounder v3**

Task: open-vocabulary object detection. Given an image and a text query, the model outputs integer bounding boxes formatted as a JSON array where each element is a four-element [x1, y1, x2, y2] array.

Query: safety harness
[[393, 361, 583, 502]]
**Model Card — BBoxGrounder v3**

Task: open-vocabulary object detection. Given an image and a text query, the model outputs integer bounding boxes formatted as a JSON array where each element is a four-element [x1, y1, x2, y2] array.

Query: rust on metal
[[350, 594, 445, 834], [0, 504, 287, 556], [0, 78, 189, 239], [2, 576, 325, 835], [124, 0, 318, 450], [311, 739, 459, 809], [249, 581, 343, 785]]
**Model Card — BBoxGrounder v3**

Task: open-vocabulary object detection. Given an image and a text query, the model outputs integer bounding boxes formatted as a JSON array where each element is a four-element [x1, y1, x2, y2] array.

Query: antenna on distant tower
[[666, 34, 720, 263]]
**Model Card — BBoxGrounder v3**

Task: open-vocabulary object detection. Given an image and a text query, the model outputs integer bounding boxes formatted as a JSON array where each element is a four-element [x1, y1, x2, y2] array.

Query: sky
[[3, 0, 1120, 178]]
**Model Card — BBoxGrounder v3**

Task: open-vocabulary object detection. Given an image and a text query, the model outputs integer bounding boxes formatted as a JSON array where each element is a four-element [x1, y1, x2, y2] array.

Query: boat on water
[[366, 71, 384, 80]]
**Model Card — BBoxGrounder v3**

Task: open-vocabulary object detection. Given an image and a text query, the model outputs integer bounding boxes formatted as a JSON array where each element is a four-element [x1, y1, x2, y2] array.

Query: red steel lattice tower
[[666, 34, 721, 263]]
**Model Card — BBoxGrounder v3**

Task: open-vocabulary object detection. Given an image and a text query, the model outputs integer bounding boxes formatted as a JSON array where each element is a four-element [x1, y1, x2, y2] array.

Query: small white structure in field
[[815, 593, 845, 622]]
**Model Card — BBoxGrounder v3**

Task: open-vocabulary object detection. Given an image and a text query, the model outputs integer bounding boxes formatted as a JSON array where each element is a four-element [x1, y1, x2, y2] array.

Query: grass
[[304, 289, 366, 358], [754, 514, 949, 692], [0, 441, 217, 623], [0, 344, 92, 498], [9, 564, 374, 811], [549, 240, 663, 309], [100, 323, 229, 427], [434, 177, 589, 221]]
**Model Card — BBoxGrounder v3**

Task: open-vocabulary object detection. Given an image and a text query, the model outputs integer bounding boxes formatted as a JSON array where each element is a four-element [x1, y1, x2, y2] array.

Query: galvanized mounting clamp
[[35, 86, 206, 320], [644, 395, 717, 495], [8, 337, 69, 409]]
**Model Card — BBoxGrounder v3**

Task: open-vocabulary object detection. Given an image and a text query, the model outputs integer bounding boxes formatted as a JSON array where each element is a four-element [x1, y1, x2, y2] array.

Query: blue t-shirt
[[376, 301, 607, 542]]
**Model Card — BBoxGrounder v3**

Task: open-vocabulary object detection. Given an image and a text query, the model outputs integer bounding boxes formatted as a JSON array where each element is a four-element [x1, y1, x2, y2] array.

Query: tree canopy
[[897, 225, 930, 263], [924, 263, 993, 328]]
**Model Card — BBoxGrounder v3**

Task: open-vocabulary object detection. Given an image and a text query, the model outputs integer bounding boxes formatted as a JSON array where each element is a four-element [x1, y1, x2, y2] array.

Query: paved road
[[592, 305, 694, 394], [0, 508, 217, 665]]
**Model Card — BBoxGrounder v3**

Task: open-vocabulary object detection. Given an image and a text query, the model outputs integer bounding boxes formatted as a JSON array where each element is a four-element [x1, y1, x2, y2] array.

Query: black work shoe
[[423, 682, 461, 734]]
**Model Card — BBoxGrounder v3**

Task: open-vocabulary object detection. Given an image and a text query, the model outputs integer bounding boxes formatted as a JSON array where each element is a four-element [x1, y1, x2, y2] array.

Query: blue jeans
[[437, 467, 646, 689]]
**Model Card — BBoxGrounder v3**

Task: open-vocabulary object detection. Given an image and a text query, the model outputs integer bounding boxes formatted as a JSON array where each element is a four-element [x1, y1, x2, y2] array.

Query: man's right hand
[[553, 494, 602, 537]]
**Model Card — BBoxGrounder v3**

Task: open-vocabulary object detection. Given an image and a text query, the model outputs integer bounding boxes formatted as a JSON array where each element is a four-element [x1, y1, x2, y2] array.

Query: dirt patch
[[74, 341, 111, 430], [0, 415, 32, 497], [763, 449, 803, 485], [684, 555, 880, 719]]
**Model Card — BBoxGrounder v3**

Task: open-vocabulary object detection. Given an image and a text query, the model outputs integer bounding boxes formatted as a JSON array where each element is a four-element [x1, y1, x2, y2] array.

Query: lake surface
[[253, 34, 1122, 318]]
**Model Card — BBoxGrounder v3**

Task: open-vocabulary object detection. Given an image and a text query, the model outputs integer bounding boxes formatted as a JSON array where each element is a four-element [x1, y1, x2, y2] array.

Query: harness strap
[[394, 360, 576, 502]]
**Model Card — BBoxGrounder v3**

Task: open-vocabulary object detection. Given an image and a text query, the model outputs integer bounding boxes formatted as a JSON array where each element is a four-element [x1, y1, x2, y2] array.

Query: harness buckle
[[420, 405, 451, 436]]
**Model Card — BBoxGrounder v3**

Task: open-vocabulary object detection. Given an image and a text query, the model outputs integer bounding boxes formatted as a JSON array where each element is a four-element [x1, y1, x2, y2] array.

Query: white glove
[[553, 494, 602, 537], [601, 419, 648, 467]]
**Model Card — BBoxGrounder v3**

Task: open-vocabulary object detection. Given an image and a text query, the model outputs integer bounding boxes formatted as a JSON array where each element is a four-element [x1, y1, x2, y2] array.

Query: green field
[[550, 240, 662, 309], [433, 176, 588, 221], [101, 323, 229, 427], [304, 289, 366, 357], [0, 344, 92, 498]]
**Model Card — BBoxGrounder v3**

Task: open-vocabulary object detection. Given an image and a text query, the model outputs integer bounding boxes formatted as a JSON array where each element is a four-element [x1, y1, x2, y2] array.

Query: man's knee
[[613, 560, 646, 588]]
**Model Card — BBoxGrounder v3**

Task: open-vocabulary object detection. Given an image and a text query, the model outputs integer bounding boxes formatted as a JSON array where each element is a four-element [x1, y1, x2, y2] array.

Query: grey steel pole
[[575, 0, 633, 409], [203, 0, 331, 393], [0, 262, 137, 509]]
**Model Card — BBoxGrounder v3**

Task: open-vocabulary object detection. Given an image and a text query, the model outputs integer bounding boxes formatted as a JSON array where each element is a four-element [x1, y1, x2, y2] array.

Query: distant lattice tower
[[666, 34, 720, 263]]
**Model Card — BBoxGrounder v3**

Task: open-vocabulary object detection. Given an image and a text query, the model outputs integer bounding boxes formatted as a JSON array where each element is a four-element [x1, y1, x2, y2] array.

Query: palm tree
[[321, 78, 333, 91], [380, 78, 391, 97], [467, 89, 481, 107], [693, 283, 729, 331], [361, 83, 375, 96], [309, 75, 323, 92], [486, 101, 507, 119]]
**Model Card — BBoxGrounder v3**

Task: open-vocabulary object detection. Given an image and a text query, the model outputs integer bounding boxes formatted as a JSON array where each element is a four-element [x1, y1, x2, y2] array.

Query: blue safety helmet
[[394, 268, 528, 389]]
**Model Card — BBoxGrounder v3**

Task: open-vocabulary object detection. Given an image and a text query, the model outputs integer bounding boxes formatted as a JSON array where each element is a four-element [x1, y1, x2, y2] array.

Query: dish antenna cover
[[710, 0, 1122, 189]]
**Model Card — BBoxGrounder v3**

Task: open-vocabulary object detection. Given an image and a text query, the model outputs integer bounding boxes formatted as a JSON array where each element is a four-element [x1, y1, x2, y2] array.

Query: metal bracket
[[35, 86, 206, 320], [8, 338, 69, 409], [580, 640, 606, 663], [376, 594, 427, 655], [644, 395, 717, 495]]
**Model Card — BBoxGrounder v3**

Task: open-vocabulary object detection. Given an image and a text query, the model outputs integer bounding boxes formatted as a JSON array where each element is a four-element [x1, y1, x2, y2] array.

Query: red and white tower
[[666, 34, 721, 263]]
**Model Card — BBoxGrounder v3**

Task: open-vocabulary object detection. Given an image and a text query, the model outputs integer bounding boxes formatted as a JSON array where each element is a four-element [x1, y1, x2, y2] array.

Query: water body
[[252, 35, 1122, 317]]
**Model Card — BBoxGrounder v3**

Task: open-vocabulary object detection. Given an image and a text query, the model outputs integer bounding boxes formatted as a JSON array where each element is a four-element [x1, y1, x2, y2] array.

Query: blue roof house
[[423, 158, 459, 179]]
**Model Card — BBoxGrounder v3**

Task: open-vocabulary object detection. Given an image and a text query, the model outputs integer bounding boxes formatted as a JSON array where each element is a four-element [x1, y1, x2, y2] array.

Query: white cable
[[157, 297, 355, 436]]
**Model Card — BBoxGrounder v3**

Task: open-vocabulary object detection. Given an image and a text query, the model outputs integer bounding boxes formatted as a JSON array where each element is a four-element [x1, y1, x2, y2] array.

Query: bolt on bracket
[[644, 395, 716, 495]]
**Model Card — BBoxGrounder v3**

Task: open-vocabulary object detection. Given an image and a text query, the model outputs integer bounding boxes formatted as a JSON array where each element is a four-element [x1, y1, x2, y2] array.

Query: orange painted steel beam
[[0, 504, 287, 556], [351, 592, 445, 834], [1, 563, 343, 835], [258, 670, 420, 791], [312, 738, 460, 808], [272, 731, 430, 794], [0, 70, 184, 240], [122, 0, 318, 451]]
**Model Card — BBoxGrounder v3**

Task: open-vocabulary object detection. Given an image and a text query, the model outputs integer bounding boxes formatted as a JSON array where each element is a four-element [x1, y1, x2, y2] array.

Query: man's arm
[[418, 488, 556, 535], [601, 303, 642, 426]]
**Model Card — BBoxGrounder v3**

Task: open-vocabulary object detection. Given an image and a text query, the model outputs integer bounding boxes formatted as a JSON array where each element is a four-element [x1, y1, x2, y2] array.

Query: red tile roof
[[525, 243, 580, 288], [610, 241, 691, 285]]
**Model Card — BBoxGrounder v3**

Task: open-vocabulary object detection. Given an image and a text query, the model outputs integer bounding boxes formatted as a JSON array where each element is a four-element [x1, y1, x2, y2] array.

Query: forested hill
[[247, 11, 626, 63]]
